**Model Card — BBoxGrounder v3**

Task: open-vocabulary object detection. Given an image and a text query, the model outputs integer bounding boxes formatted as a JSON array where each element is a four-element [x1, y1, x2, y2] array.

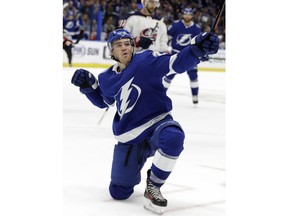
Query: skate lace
[[147, 182, 164, 200]]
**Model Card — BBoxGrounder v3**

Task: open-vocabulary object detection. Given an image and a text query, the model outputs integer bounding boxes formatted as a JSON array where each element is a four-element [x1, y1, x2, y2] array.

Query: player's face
[[145, 0, 158, 14], [183, 14, 193, 23], [112, 39, 133, 65]]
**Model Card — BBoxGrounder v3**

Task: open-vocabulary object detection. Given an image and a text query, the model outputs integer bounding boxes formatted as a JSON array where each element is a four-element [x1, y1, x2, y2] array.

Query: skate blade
[[143, 198, 166, 215]]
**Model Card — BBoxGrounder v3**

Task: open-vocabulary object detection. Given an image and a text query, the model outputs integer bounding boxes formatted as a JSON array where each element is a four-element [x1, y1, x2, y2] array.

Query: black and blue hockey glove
[[137, 37, 153, 49], [71, 69, 98, 94], [190, 32, 219, 59]]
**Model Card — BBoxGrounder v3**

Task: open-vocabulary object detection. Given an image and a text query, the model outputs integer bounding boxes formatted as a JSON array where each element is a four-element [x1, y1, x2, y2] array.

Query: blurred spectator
[[170, 0, 183, 20], [118, 0, 139, 27], [102, 16, 116, 40], [129, 0, 139, 14], [80, 13, 90, 39], [89, 19, 98, 40], [80, 0, 94, 18], [62, 0, 225, 46], [111, 0, 123, 27]]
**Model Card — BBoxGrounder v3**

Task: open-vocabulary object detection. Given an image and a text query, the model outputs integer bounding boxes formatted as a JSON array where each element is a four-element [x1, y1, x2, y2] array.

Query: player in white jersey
[[71, 29, 219, 214], [119, 0, 170, 53]]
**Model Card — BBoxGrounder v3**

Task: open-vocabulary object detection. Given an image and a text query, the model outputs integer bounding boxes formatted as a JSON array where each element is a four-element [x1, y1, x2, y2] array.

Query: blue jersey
[[63, 17, 81, 39], [84, 47, 200, 143], [168, 20, 201, 54]]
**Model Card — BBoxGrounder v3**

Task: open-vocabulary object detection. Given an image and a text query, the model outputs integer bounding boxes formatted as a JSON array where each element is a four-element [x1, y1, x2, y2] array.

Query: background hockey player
[[119, 0, 170, 53], [63, 30, 74, 67], [63, 2, 85, 67], [63, 29, 84, 67], [71, 29, 219, 214], [162, 8, 207, 104]]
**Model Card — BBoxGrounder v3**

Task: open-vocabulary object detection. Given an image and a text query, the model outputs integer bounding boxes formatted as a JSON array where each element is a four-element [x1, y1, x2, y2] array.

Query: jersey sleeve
[[158, 22, 169, 52], [167, 22, 176, 37], [82, 70, 115, 109], [170, 45, 200, 73], [122, 14, 135, 34], [139, 47, 200, 78], [84, 87, 109, 109]]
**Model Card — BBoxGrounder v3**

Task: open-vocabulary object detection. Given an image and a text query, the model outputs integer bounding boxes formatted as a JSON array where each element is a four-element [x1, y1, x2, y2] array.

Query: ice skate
[[143, 170, 167, 215], [192, 95, 198, 104]]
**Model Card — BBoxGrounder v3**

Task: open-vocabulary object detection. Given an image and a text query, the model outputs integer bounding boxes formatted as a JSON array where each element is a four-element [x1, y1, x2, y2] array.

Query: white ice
[[63, 67, 225, 216]]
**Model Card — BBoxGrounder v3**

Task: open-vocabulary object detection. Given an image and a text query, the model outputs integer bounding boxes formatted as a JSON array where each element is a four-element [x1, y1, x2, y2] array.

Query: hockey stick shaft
[[208, 56, 226, 60], [210, 0, 225, 33], [151, 22, 159, 35], [97, 107, 109, 125]]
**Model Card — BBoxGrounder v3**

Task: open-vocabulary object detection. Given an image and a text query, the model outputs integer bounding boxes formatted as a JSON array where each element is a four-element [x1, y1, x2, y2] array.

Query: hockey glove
[[190, 32, 219, 59], [136, 37, 153, 49], [71, 69, 98, 94]]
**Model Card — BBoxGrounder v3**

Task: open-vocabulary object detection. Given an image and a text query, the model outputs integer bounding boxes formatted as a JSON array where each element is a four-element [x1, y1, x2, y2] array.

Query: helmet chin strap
[[111, 55, 119, 62], [109, 49, 119, 62]]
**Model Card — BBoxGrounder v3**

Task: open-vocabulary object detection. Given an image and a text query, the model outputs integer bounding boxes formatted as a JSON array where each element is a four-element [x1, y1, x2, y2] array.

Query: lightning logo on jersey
[[168, 20, 202, 53], [117, 77, 141, 119], [176, 34, 192, 46]]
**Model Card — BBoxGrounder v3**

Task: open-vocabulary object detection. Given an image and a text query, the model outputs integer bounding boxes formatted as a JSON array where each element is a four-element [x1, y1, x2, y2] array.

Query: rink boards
[[63, 40, 225, 72]]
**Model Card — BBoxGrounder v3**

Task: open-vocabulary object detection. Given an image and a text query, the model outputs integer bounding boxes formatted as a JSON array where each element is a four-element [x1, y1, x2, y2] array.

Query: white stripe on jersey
[[114, 112, 171, 143]]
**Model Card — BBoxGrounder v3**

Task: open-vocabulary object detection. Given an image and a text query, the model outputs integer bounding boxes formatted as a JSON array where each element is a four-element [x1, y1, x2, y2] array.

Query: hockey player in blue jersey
[[163, 8, 206, 104], [71, 29, 219, 214]]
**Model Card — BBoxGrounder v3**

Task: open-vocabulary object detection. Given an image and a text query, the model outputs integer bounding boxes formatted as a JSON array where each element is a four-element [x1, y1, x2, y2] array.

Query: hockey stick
[[150, 21, 159, 35], [202, 0, 225, 60], [210, 0, 225, 33], [97, 107, 109, 125], [208, 56, 226, 61]]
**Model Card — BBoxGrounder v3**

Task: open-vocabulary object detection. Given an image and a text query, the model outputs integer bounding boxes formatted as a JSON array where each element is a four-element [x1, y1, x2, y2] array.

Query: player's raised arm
[[171, 32, 219, 73]]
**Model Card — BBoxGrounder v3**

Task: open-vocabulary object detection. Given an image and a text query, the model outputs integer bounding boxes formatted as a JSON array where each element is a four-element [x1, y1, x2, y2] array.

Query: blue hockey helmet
[[183, 8, 193, 15], [107, 29, 135, 53]]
